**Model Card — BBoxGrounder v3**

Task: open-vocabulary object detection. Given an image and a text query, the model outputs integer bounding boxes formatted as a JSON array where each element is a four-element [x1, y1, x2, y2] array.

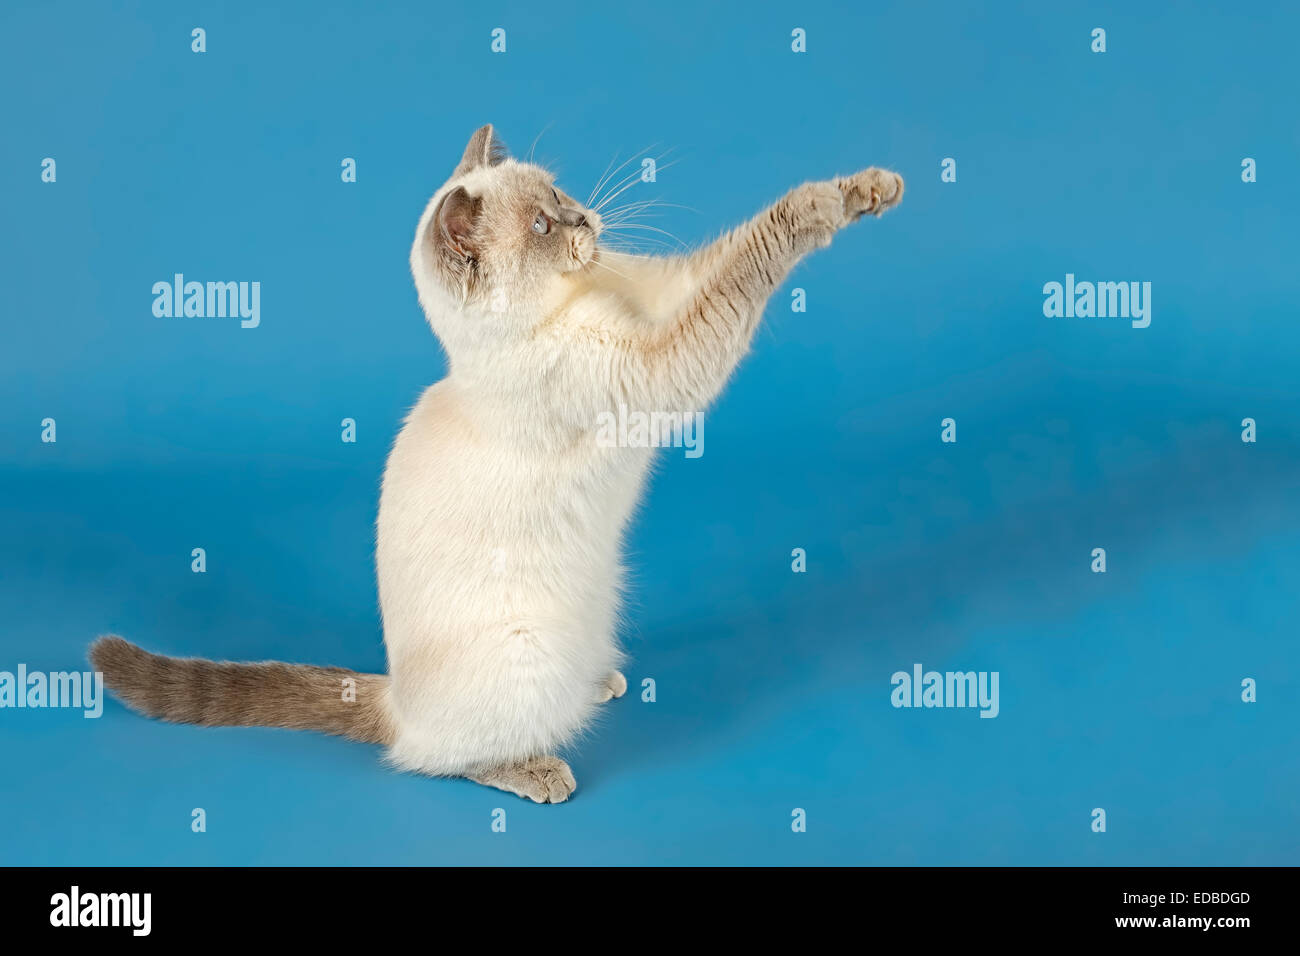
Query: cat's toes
[[597, 670, 628, 702], [472, 755, 577, 804], [522, 755, 577, 804], [839, 168, 904, 220]]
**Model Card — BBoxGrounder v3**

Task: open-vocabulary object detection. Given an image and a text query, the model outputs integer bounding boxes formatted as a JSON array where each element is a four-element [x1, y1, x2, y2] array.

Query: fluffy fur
[[91, 125, 903, 803]]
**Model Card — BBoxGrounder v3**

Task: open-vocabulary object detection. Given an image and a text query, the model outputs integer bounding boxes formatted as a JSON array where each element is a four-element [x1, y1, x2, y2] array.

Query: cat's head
[[411, 125, 603, 339]]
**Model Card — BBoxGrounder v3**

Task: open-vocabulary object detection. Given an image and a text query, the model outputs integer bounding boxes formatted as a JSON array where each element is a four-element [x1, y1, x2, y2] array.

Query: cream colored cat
[[92, 125, 903, 803]]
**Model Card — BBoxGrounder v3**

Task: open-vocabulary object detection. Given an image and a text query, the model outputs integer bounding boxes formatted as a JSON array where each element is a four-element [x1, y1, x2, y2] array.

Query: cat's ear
[[454, 124, 508, 177], [433, 186, 482, 261]]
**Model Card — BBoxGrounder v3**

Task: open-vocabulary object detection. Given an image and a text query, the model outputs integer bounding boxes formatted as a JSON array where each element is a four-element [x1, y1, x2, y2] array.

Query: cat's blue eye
[[533, 213, 552, 235]]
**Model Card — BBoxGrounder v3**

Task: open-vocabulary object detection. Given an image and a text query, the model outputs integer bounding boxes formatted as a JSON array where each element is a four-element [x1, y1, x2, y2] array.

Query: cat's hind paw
[[469, 755, 577, 804], [597, 670, 628, 703]]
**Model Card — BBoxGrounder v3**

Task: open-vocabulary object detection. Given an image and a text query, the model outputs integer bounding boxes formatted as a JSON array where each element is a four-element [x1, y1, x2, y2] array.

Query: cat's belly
[[374, 384, 647, 773]]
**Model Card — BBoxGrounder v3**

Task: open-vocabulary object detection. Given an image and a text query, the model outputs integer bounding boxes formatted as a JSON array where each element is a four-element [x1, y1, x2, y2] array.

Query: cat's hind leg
[[468, 755, 577, 804]]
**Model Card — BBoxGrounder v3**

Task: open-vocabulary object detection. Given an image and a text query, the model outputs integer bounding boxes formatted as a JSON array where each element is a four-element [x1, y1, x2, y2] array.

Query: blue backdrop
[[1, 0, 1296, 865]]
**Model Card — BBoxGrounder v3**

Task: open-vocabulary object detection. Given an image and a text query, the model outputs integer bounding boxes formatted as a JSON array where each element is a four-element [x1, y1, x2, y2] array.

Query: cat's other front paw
[[838, 168, 905, 220]]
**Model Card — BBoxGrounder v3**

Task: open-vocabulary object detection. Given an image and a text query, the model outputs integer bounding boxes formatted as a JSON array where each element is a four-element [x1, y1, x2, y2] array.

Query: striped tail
[[89, 635, 394, 746]]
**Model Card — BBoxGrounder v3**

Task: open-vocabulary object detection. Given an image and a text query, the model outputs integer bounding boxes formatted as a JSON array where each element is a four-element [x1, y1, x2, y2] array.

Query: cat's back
[[379, 376, 601, 540], [376, 379, 506, 636], [379, 379, 484, 523], [383, 377, 456, 476]]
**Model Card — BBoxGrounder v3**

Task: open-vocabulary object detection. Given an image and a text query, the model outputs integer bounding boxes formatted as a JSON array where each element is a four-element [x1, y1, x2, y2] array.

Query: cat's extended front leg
[[468, 754, 577, 804], [622, 167, 903, 411]]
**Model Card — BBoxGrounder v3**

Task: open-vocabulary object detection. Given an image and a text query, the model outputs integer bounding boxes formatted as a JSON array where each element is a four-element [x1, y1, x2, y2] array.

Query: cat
[[91, 125, 903, 803]]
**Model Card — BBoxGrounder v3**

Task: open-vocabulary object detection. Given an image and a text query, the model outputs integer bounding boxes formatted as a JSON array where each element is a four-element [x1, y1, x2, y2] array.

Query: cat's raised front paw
[[838, 168, 905, 220]]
